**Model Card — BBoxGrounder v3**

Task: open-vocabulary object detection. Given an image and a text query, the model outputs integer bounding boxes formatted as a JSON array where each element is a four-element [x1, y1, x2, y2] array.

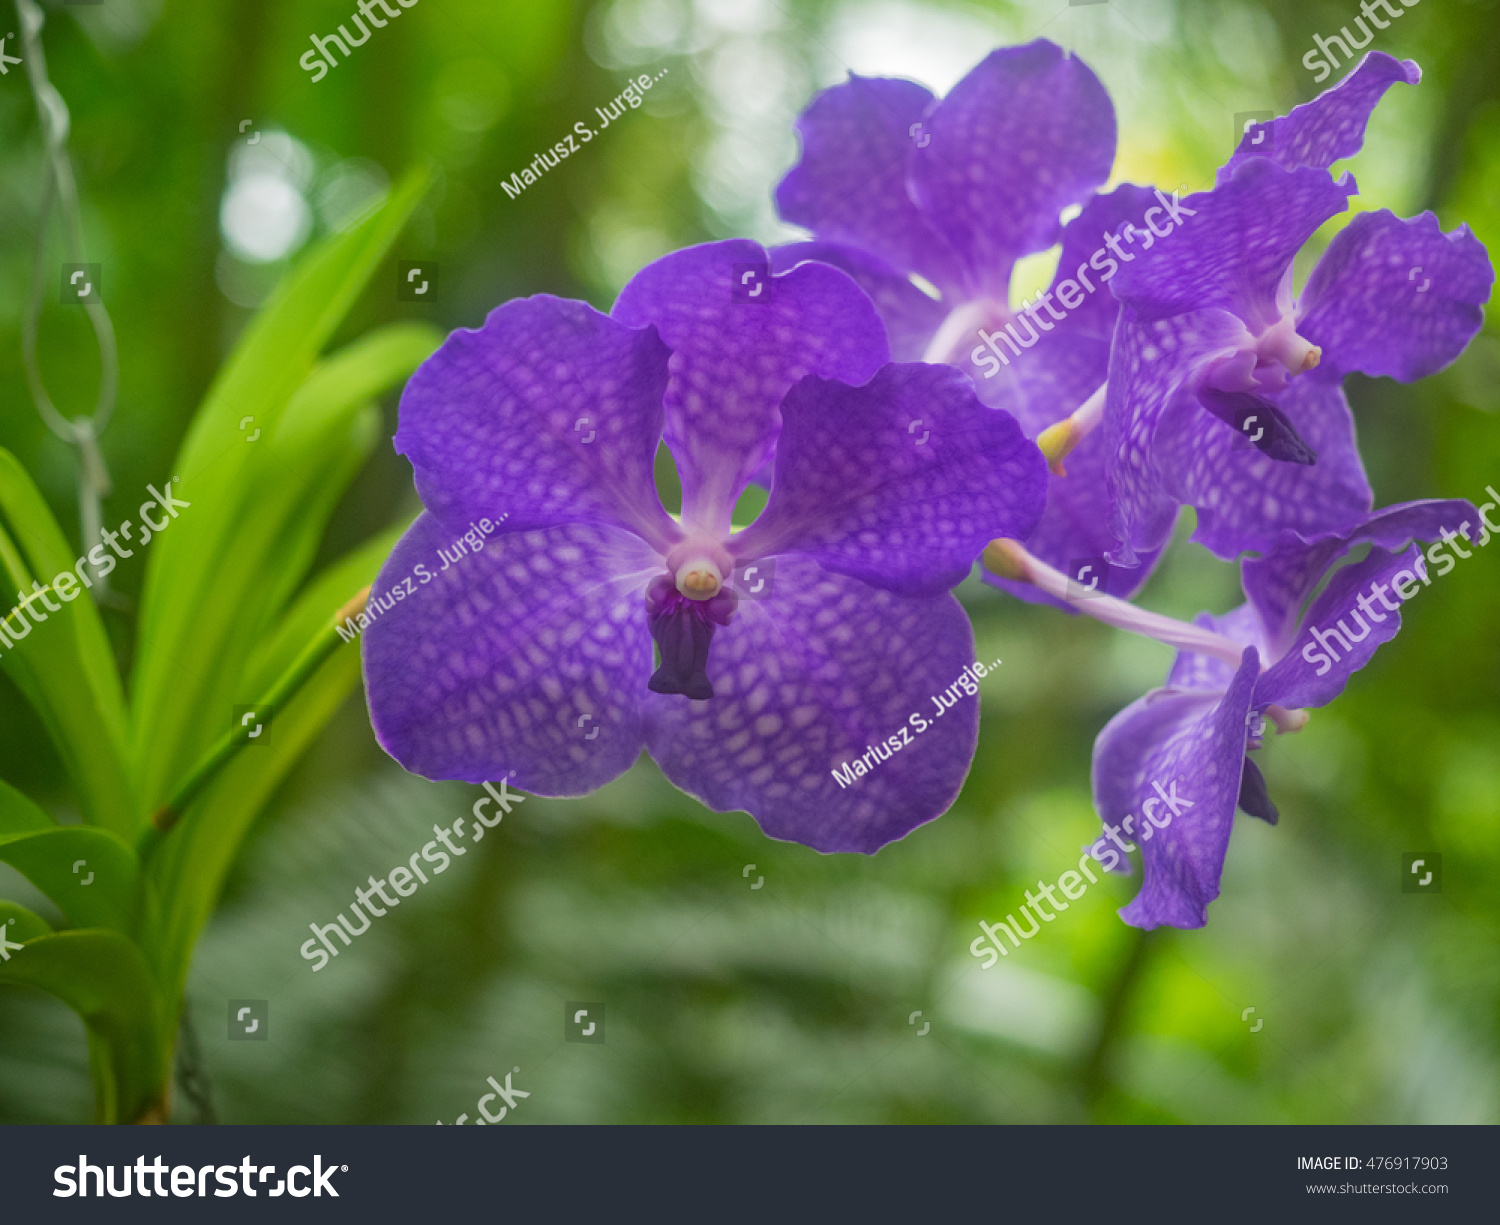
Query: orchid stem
[[984, 537, 1308, 730], [984, 538, 1248, 667]]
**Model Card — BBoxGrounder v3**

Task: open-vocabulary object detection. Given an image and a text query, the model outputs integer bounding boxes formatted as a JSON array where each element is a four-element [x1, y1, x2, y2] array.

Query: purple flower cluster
[[363, 42, 1491, 927]]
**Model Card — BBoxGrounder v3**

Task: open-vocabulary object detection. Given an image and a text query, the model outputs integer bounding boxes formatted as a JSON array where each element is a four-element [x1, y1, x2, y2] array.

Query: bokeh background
[[2, 0, 1498, 1124]]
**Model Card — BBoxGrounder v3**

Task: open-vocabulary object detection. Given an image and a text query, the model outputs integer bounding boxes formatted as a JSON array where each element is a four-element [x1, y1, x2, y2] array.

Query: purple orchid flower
[[362, 240, 1047, 854], [774, 39, 1175, 604], [1086, 498, 1479, 929], [1101, 53, 1493, 564], [775, 39, 1116, 361]]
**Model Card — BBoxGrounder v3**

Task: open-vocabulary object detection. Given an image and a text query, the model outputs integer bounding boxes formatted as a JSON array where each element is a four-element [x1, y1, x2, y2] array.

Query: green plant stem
[[1080, 926, 1155, 1110], [139, 586, 371, 854]]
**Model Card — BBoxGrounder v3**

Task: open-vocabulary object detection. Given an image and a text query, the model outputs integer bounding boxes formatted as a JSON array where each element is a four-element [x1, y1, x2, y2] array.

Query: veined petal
[[1111, 159, 1355, 331], [977, 184, 1163, 428], [1298, 210, 1494, 382], [394, 295, 680, 552], [770, 241, 950, 362], [642, 556, 981, 854], [1046, 183, 1164, 345], [973, 192, 1170, 606], [364, 513, 659, 795], [774, 76, 967, 295], [1104, 308, 1246, 562], [612, 240, 890, 536], [910, 41, 1116, 299], [1157, 378, 1373, 561], [1219, 52, 1420, 183], [1242, 498, 1479, 661], [730, 363, 1046, 597], [1258, 544, 1422, 710], [1092, 651, 1259, 930]]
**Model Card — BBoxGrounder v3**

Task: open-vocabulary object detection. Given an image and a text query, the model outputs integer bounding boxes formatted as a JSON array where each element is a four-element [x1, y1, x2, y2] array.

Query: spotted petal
[[1257, 545, 1419, 711], [1155, 377, 1373, 561], [730, 363, 1046, 597], [1242, 498, 1479, 660], [1092, 650, 1259, 930], [612, 240, 890, 535], [1298, 210, 1494, 382], [770, 241, 950, 362], [775, 76, 966, 296], [1111, 160, 1355, 332], [394, 296, 679, 552], [642, 555, 982, 854], [1219, 52, 1420, 183], [364, 514, 660, 794], [1104, 308, 1246, 562], [910, 41, 1116, 299]]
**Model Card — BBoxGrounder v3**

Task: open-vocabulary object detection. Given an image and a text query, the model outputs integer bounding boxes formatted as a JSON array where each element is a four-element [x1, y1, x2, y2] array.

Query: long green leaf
[[133, 172, 428, 709], [132, 399, 380, 809], [144, 527, 404, 1000], [247, 523, 409, 694], [0, 929, 165, 1123], [0, 450, 129, 746], [0, 826, 140, 934], [145, 639, 364, 1006], [0, 516, 135, 832], [131, 172, 434, 810]]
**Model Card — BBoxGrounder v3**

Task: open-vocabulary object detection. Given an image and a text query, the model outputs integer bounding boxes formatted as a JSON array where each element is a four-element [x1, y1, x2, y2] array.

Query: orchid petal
[[642, 555, 982, 854]]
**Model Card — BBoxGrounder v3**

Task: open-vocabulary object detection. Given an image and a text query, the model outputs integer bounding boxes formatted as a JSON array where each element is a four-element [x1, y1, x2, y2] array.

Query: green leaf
[[131, 171, 435, 811], [142, 527, 402, 997], [0, 514, 136, 833], [0, 900, 52, 943], [245, 523, 409, 694], [0, 826, 141, 934], [0, 452, 129, 740], [0, 777, 55, 835], [131, 397, 381, 809], [0, 930, 166, 1123], [144, 632, 366, 1006]]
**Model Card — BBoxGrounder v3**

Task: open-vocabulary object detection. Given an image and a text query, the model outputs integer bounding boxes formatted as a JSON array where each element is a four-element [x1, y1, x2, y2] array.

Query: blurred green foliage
[[1, 0, 1497, 1123]]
